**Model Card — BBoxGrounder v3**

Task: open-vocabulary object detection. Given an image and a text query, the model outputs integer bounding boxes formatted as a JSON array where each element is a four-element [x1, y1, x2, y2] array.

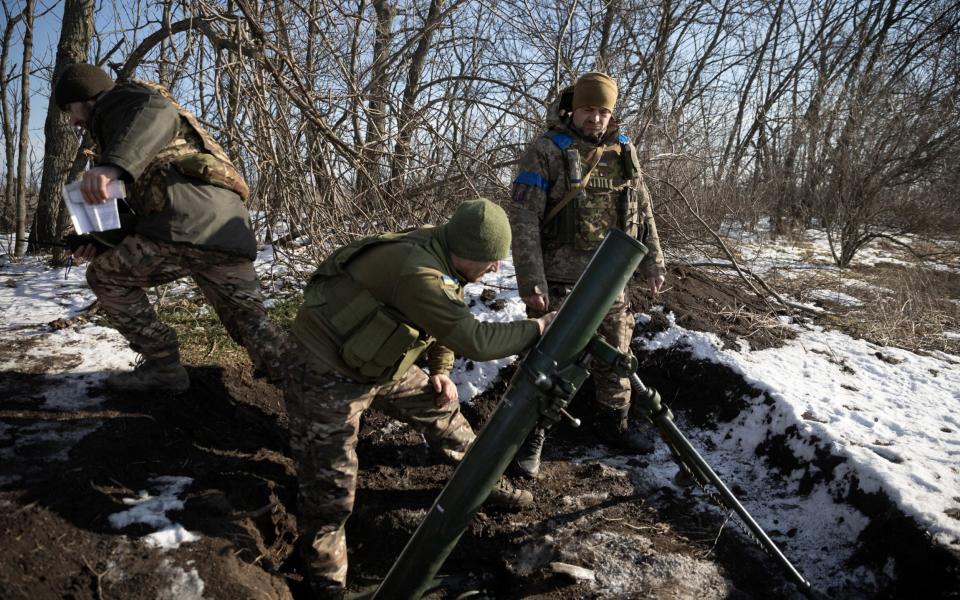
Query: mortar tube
[[373, 229, 648, 599]]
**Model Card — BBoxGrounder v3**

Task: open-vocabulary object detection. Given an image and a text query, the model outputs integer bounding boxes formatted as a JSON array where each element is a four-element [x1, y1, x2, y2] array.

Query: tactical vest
[[300, 229, 441, 383], [543, 129, 643, 250], [122, 80, 250, 212]]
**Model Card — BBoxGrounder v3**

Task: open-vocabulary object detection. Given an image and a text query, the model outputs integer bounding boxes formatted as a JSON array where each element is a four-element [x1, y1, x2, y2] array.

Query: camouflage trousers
[[535, 283, 635, 411], [85, 234, 285, 379], [283, 335, 475, 590]]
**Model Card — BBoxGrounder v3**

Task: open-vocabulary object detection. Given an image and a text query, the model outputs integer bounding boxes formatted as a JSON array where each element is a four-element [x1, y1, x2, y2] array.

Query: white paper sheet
[[62, 180, 125, 234]]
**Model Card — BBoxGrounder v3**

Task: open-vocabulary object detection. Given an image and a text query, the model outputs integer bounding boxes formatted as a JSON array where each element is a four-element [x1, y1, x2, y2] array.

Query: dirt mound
[[630, 265, 794, 350], [0, 363, 299, 600]]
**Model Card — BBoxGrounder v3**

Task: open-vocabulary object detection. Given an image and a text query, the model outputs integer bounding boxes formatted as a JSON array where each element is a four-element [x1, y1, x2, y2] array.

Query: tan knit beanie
[[572, 72, 618, 110]]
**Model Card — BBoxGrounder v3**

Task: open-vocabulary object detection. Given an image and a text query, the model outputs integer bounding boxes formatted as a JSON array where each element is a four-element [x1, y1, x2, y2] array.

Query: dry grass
[[772, 259, 960, 355], [842, 264, 960, 355]]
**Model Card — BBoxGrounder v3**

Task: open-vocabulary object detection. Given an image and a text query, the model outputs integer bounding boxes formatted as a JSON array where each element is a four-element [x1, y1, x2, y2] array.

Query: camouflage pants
[[86, 234, 285, 379], [283, 336, 475, 589], [537, 283, 635, 411]]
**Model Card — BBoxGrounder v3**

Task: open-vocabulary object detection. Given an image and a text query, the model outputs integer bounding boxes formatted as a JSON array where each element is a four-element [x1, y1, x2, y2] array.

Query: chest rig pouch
[[543, 130, 641, 250], [308, 232, 434, 382]]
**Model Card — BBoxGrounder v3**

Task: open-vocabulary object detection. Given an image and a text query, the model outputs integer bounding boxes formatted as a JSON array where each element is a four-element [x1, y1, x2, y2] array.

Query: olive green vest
[[294, 229, 440, 384]]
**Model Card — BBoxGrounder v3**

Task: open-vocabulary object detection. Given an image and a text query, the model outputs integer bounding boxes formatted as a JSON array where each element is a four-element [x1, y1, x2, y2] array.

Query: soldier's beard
[[570, 122, 604, 143]]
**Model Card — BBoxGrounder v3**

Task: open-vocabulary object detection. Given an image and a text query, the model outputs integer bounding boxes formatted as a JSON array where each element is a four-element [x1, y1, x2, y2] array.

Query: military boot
[[106, 358, 190, 393], [485, 478, 533, 511], [512, 427, 547, 479], [595, 405, 656, 454]]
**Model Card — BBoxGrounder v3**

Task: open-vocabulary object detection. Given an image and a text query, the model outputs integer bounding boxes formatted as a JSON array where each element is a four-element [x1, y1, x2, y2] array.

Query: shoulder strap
[[310, 229, 431, 283], [545, 130, 574, 150], [541, 145, 604, 226]]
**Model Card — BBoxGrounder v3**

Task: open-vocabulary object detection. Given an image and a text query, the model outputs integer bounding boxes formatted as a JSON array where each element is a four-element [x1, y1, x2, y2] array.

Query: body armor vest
[[301, 229, 440, 383], [124, 80, 250, 212], [544, 130, 642, 250]]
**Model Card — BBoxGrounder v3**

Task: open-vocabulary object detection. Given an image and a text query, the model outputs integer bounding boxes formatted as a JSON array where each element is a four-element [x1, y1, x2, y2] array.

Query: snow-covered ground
[[2, 227, 958, 596], [626, 311, 960, 591]]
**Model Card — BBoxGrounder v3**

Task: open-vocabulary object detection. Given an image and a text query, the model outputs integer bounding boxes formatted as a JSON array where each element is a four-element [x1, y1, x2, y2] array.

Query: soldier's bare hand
[[430, 373, 458, 406], [69, 243, 99, 263], [80, 165, 123, 204], [647, 275, 665, 295], [536, 311, 557, 335], [522, 293, 549, 313]]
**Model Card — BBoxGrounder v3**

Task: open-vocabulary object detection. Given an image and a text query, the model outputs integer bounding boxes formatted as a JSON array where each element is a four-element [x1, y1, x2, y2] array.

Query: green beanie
[[53, 63, 115, 110], [445, 199, 512, 261]]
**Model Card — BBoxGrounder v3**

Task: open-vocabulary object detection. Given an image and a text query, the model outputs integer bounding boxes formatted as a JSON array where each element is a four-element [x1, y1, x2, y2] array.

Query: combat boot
[[485, 478, 533, 511], [595, 405, 656, 454], [512, 427, 546, 479], [106, 358, 190, 393]]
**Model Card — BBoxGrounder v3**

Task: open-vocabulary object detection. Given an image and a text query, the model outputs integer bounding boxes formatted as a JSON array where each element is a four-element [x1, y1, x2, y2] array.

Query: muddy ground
[[2, 266, 958, 599]]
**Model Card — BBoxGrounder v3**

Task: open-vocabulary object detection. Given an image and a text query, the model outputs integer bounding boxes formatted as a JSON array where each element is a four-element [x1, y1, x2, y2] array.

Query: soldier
[[53, 63, 285, 391], [507, 72, 667, 478], [283, 199, 555, 596]]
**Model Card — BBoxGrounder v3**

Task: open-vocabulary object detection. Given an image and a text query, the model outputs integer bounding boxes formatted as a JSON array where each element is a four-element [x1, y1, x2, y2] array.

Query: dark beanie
[[53, 63, 114, 110], [445, 199, 512, 261]]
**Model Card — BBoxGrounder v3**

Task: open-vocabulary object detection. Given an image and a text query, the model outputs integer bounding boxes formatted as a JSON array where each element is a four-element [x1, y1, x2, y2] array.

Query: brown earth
[[1, 266, 957, 599]]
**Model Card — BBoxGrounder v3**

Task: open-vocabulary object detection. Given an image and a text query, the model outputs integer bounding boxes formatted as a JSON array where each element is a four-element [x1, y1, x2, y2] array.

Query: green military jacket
[[292, 226, 541, 384], [91, 83, 256, 259], [507, 120, 665, 298]]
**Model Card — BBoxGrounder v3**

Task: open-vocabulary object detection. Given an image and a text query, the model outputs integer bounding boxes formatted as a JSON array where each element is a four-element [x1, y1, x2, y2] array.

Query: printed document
[[63, 180, 124, 234]]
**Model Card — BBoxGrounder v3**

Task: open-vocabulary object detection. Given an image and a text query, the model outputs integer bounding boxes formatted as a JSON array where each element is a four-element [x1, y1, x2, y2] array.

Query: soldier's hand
[[69, 243, 99, 263], [535, 311, 557, 335], [522, 292, 549, 313], [80, 165, 123, 204], [430, 373, 458, 406], [647, 275, 665, 295]]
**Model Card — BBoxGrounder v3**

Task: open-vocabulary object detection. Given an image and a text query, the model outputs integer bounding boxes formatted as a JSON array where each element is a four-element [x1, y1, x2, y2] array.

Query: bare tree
[[0, 4, 22, 236], [28, 0, 94, 257], [14, 0, 32, 257]]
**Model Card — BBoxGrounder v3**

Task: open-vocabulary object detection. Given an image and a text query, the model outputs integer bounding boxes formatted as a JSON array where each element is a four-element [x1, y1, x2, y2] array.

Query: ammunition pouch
[[320, 275, 429, 382], [172, 152, 250, 201]]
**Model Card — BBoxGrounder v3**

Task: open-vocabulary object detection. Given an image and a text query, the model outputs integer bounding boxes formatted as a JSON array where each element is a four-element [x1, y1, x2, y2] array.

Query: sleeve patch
[[513, 171, 548, 191], [439, 274, 465, 305]]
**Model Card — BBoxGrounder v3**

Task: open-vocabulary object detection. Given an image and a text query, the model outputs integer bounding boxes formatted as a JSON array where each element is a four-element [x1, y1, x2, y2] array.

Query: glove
[[63, 233, 111, 255]]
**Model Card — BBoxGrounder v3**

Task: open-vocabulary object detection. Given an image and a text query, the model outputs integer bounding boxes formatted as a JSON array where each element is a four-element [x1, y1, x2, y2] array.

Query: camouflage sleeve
[[507, 140, 552, 298], [636, 173, 666, 280], [93, 87, 179, 180], [426, 343, 455, 376], [392, 267, 541, 361]]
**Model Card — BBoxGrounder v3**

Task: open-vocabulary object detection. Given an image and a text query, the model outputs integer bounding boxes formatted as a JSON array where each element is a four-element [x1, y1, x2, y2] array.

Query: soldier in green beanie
[[283, 198, 555, 596], [507, 71, 667, 478]]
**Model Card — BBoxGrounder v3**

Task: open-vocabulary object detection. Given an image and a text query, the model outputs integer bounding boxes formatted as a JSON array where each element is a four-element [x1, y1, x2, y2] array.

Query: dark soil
[[2, 265, 957, 599]]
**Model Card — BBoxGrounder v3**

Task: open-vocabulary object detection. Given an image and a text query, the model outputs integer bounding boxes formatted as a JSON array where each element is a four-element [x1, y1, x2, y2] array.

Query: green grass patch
[[154, 290, 304, 366]]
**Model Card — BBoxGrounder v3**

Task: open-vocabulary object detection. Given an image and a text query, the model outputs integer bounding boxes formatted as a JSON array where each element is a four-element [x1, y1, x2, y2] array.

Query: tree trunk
[[28, 0, 94, 256], [389, 0, 445, 196], [1, 10, 22, 234], [14, 0, 34, 257], [359, 0, 396, 200]]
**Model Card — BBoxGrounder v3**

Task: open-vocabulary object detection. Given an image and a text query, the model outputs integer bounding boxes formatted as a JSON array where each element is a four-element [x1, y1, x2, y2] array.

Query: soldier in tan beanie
[[506, 71, 668, 477]]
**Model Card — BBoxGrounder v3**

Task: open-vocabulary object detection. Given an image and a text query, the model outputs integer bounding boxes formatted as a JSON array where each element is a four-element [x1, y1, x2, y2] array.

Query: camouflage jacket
[[90, 82, 256, 259], [507, 120, 665, 297], [292, 226, 540, 383]]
